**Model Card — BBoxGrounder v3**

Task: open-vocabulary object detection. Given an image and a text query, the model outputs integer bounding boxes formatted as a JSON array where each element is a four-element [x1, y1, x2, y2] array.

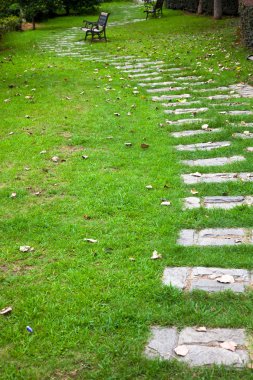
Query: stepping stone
[[176, 76, 203, 81], [137, 76, 163, 82], [147, 86, 186, 93], [182, 172, 253, 184], [165, 107, 208, 115], [152, 94, 191, 101], [130, 72, 165, 78], [176, 141, 230, 151], [181, 155, 245, 167], [184, 196, 253, 210], [178, 228, 252, 246], [138, 81, 176, 87], [219, 110, 253, 116], [115, 61, 164, 69], [162, 267, 252, 292], [166, 118, 204, 125], [145, 326, 249, 367], [161, 101, 200, 107], [171, 128, 222, 137], [230, 84, 253, 98], [195, 86, 230, 93], [233, 132, 253, 139], [123, 65, 165, 73], [231, 122, 253, 128]]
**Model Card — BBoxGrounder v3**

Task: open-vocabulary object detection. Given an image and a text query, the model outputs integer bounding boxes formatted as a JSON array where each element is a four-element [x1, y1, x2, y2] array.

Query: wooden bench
[[144, 0, 164, 20], [82, 12, 110, 41]]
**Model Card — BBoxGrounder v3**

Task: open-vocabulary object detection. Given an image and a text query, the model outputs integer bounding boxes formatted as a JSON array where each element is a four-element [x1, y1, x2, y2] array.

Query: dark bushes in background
[[240, 1, 253, 47], [167, 0, 239, 16]]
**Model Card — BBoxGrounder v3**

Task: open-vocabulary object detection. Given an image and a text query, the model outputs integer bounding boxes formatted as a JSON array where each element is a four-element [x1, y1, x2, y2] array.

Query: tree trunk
[[197, 0, 203, 15], [32, 16, 36, 30], [213, 0, 222, 19]]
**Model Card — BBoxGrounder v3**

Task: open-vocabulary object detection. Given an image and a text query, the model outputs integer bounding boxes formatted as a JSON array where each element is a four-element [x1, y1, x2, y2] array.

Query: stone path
[[39, 22, 253, 369], [145, 327, 249, 367], [163, 267, 252, 292]]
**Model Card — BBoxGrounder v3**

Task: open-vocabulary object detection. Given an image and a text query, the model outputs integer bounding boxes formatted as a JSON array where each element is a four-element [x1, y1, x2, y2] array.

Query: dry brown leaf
[[84, 238, 97, 243], [220, 341, 237, 352], [51, 156, 59, 163], [217, 275, 234, 284], [174, 345, 189, 357], [0, 306, 12, 315], [141, 143, 149, 149], [161, 201, 171, 206], [82, 155, 89, 160], [196, 326, 207, 332], [19, 246, 34, 252], [190, 189, 199, 195], [125, 142, 132, 147], [151, 250, 162, 260]]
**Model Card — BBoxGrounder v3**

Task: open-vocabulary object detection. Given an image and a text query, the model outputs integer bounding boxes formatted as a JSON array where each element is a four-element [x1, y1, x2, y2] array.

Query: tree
[[18, 0, 62, 29], [213, 0, 222, 19], [61, 0, 100, 15], [197, 0, 203, 15]]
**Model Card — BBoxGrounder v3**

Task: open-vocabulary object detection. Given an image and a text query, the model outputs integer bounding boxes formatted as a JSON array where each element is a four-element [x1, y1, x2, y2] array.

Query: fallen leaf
[[19, 246, 34, 252], [125, 142, 132, 147], [220, 341, 237, 352], [8, 131, 14, 135], [174, 345, 189, 357], [51, 156, 59, 163], [82, 155, 89, 160], [192, 172, 202, 177], [196, 326, 207, 332], [40, 150, 47, 154], [129, 257, 135, 261], [10, 192, 17, 198], [201, 124, 209, 130], [4, 98, 11, 103], [114, 112, 120, 116], [191, 189, 199, 195], [84, 238, 97, 243], [151, 250, 162, 260], [146, 185, 153, 189], [141, 143, 149, 149], [0, 306, 12, 315], [161, 201, 171, 206], [217, 275, 235, 284]]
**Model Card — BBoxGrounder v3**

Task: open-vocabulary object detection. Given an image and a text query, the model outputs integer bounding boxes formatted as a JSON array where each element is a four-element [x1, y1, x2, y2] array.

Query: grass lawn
[[1, 1, 253, 379]]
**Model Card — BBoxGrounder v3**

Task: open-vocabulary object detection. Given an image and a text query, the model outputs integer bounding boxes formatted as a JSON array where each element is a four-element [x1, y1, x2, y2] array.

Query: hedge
[[0, 16, 21, 38], [167, 0, 239, 16], [240, 1, 253, 47]]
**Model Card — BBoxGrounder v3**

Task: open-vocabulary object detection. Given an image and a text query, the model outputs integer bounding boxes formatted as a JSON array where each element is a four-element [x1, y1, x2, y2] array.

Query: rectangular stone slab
[[145, 326, 250, 367], [171, 128, 222, 138], [162, 266, 251, 293], [165, 107, 208, 115], [147, 86, 186, 93], [178, 228, 252, 246], [181, 155, 245, 167], [176, 141, 230, 151], [182, 172, 253, 184], [184, 196, 253, 209], [152, 94, 191, 101]]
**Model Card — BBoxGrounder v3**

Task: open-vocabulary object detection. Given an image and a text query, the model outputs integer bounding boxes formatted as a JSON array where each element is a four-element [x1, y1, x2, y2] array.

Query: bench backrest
[[97, 12, 110, 27], [154, 0, 164, 10]]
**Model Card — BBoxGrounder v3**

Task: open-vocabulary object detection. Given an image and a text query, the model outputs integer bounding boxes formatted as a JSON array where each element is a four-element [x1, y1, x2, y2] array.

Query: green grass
[[1, 2, 253, 379]]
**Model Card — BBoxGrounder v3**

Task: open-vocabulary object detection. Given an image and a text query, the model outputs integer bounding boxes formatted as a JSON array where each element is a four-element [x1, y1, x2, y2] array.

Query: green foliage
[[61, 0, 101, 15], [240, 2, 253, 47], [0, 15, 20, 38], [167, 0, 239, 16]]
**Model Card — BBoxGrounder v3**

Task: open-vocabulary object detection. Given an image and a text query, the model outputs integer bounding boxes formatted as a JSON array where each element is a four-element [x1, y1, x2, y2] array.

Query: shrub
[[240, 1, 253, 47]]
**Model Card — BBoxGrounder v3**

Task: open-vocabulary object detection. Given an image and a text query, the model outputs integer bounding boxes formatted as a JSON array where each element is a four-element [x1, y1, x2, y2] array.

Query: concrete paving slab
[[182, 172, 253, 184], [178, 228, 251, 246], [181, 155, 245, 167], [176, 141, 230, 151]]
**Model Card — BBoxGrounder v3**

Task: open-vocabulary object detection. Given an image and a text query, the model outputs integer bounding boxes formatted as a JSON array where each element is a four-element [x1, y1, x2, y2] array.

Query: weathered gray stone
[[233, 132, 253, 139], [184, 197, 201, 209], [123, 65, 165, 73], [180, 345, 249, 367], [162, 101, 201, 107], [178, 327, 246, 345], [229, 84, 253, 98], [184, 196, 253, 210], [176, 76, 202, 81], [145, 326, 250, 367], [137, 76, 163, 82], [147, 86, 186, 93], [182, 172, 253, 184], [231, 122, 253, 128], [138, 81, 176, 87], [130, 72, 163, 78], [162, 266, 252, 293], [178, 228, 251, 246], [165, 107, 208, 115], [115, 61, 164, 69], [176, 141, 230, 151], [196, 86, 230, 93], [152, 94, 191, 101], [145, 327, 178, 359], [162, 267, 191, 289], [166, 118, 203, 125], [220, 110, 253, 116], [181, 155, 245, 167], [171, 128, 222, 138], [206, 94, 240, 100]]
